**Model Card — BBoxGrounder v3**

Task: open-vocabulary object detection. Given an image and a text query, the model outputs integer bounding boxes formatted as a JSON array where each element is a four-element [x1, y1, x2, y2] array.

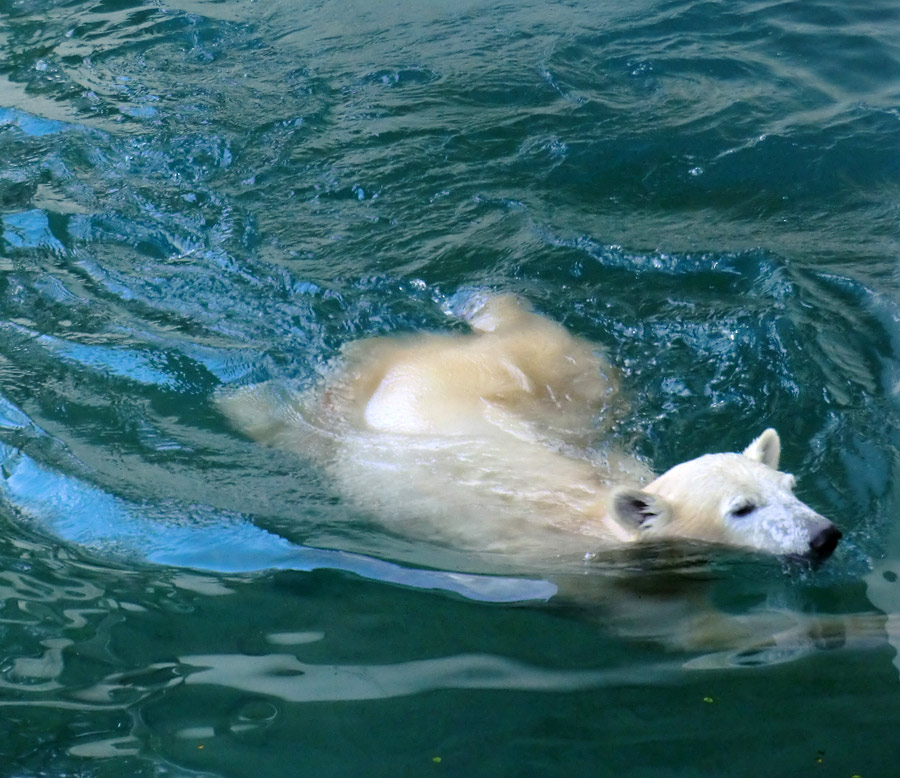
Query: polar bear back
[[344, 297, 619, 441]]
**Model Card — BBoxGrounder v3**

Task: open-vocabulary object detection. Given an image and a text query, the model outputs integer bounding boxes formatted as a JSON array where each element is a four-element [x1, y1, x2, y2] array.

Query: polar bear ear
[[609, 487, 672, 534], [743, 428, 781, 469]]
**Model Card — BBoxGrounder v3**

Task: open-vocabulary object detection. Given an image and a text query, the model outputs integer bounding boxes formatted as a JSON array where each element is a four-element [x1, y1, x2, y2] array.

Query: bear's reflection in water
[[549, 544, 889, 668]]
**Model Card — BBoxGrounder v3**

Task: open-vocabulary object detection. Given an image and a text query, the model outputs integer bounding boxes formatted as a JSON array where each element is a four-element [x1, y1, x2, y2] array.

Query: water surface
[[2, 0, 900, 774]]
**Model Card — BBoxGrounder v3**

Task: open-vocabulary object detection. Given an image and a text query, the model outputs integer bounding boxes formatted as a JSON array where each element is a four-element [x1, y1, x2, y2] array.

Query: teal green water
[[2, 0, 900, 774]]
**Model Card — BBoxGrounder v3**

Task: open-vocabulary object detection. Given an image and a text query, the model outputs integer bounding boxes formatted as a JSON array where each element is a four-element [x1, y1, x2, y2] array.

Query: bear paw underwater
[[218, 294, 841, 565]]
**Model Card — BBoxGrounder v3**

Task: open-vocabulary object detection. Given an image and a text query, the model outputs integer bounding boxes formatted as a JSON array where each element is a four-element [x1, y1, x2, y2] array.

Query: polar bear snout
[[808, 524, 842, 561]]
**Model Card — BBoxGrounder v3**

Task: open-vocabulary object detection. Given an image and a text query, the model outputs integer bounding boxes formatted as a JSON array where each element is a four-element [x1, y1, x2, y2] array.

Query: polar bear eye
[[730, 503, 757, 519]]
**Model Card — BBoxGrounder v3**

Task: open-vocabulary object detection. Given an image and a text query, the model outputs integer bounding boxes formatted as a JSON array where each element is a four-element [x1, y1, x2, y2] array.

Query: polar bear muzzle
[[808, 524, 842, 561]]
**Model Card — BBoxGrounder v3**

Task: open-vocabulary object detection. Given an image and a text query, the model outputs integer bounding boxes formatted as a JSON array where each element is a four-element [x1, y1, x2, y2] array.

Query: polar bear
[[218, 294, 841, 565]]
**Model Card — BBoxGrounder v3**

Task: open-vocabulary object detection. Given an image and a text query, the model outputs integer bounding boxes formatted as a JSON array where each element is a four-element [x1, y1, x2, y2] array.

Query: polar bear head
[[609, 429, 842, 560]]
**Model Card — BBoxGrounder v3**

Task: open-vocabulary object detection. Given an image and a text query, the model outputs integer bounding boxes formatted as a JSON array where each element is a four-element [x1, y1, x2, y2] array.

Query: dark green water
[[2, 0, 900, 774]]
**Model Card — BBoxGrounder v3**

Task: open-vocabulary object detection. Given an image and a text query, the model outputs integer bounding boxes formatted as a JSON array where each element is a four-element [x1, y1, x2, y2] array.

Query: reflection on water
[[0, 434, 557, 602], [179, 650, 670, 703]]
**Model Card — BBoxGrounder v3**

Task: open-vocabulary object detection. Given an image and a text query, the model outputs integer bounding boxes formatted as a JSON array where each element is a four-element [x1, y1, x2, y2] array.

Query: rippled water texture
[[1, 0, 900, 774]]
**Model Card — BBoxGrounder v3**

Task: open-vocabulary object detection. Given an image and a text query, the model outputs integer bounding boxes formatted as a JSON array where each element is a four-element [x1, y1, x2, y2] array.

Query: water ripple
[[0, 0, 899, 771]]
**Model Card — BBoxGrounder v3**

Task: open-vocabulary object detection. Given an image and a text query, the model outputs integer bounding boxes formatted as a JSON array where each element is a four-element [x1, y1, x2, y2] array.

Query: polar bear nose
[[809, 525, 842, 560]]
